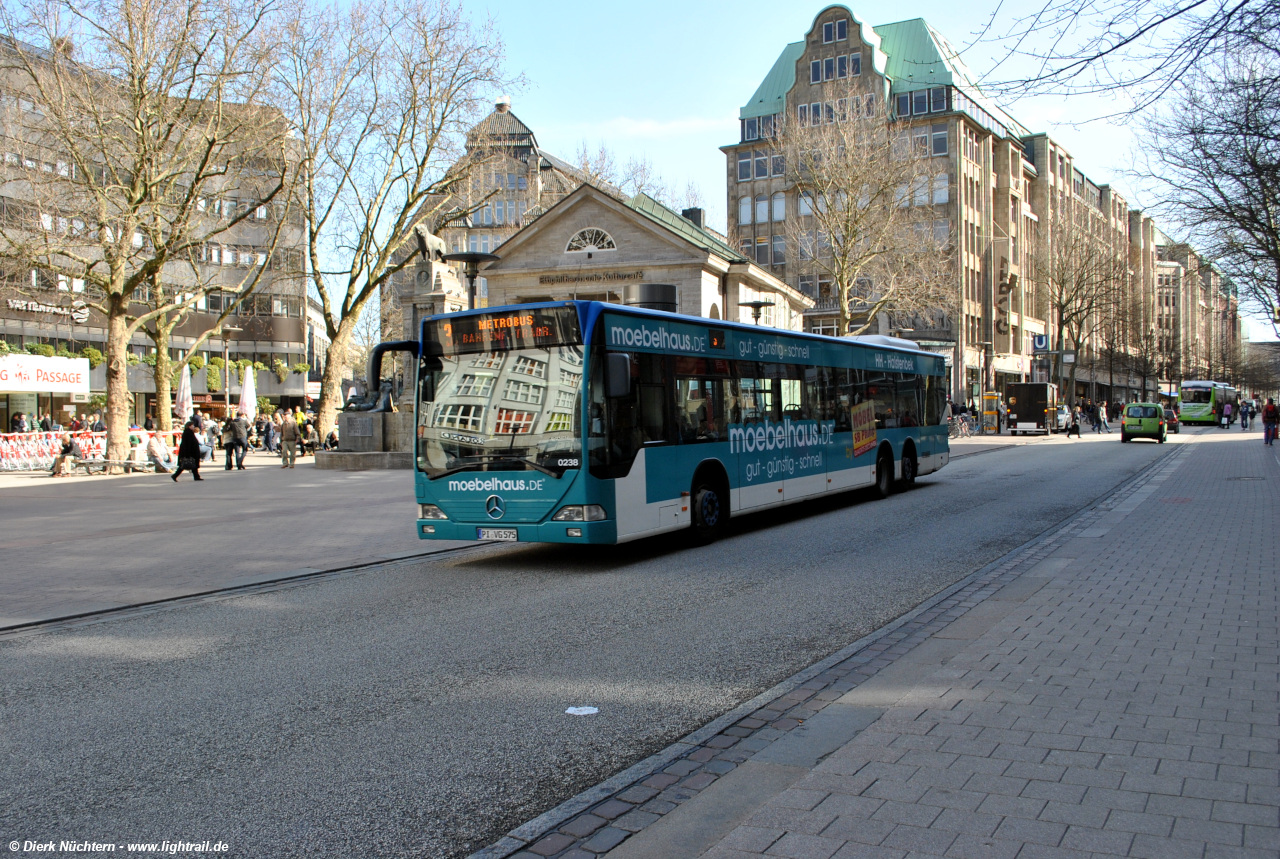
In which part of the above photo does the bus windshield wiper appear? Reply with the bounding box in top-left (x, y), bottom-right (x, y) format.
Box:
top-left (430, 454), bottom-right (559, 479)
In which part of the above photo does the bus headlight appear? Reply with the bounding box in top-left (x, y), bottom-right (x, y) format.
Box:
top-left (552, 505), bottom-right (607, 521)
top-left (419, 504), bottom-right (448, 520)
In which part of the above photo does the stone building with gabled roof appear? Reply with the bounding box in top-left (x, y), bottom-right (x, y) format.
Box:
top-left (476, 183), bottom-right (812, 331)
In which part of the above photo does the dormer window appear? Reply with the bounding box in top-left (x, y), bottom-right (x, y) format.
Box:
top-left (822, 19), bottom-right (848, 43)
top-left (566, 228), bottom-right (616, 253)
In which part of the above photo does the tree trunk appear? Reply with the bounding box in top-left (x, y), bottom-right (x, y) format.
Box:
top-left (104, 302), bottom-right (133, 463)
top-left (149, 327), bottom-right (174, 433)
top-left (315, 323), bottom-right (354, 439)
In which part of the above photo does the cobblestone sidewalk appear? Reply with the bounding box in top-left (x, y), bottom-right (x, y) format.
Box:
top-left (479, 434), bottom-right (1279, 859)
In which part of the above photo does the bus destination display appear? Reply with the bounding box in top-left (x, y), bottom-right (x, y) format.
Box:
top-left (429, 307), bottom-right (580, 354)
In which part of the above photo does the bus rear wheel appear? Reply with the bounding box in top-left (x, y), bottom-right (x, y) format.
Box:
top-left (874, 449), bottom-right (894, 498)
top-left (691, 478), bottom-right (728, 543)
top-left (898, 450), bottom-right (918, 489)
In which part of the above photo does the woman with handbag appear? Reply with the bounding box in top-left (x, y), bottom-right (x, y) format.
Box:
top-left (172, 420), bottom-right (205, 482)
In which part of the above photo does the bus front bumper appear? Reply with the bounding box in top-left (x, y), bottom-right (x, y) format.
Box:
top-left (417, 519), bottom-right (618, 544)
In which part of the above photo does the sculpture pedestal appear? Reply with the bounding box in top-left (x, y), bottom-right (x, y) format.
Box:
top-left (315, 412), bottom-right (415, 470)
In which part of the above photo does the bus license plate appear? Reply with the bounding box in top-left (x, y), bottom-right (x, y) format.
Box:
top-left (477, 528), bottom-right (518, 541)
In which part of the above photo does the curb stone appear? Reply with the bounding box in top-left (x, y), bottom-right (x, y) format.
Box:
top-left (470, 443), bottom-right (1190, 859)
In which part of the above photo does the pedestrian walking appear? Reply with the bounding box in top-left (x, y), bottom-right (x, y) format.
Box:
top-left (1066, 405), bottom-right (1081, 438)
top-left (1241, 403), bottom-right (1249, 431)
top-left (279, 411), bottom-right (299, 468)
top-left (1223, 401), bottom-right (1233, 428)
top-left (1263, 398), bottom-right (1279, 446)
top-left (172, 421), bottom-right (204, 481)
top-left (1099, 400), bottom-right (1111, 433)
top-left (224, 411), bottom-right (249, 470)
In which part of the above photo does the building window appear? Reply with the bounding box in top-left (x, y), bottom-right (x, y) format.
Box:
top-left (932, 124), bottom-right (948, 156)
top-left (896, 93), bottom-right (910, 118)
top-left (754, 149), bottom-right (768, 179)
top-left (932, 173), bottom-right (949, 205)
top-left (864, 94), bottom-right (874, 116)
top-left (837, 19), bottom-right (848, 40)
top-left (565, 227), bottom-right (616, 253)
top-left (913, 90), bottom-right (929, 115)
top-left (824, 57), bottom-right (835, 81)
top-left (739, 196), bottom-right (752, 225)
top-left (772, 192), bottom-right (785, 221)
top-left (823, 21), bottom-right (834, 43)
top-left (433, 404), bottom-right (484, 431)
top-left (930, 86), bottom-right (947, 112)
top-left (558, 368), bottom-right (581, 386)
top-left (555, 390), bottom-right (576, 409)
top-left (798, 275), bottom-right (816, 297)
top-left (836, 98), bottom-right (848, 121)
top-left (798, 104), bottom-right (809, 127)
top-left (836, 55), bottom-right (848, 78)
top-left (494, 408), bottom-right (535, 434)
top-left (761, 114), bottom-right (775, 138)
top-left (799, 192), bottom-right (814, 216)
top-left (810, 60), bottom-right (821, 84)
top-left (851, 53), bottom-right (861, 76)
top-left (503, 379), bottom-right (544, 404)
top-left (455, 375), bottom-right (495, 397)
top-left (739, 239), bottom-right (752, 257)
top-left (470, 353), bottom-right (504, 369)
top-left (825, 102), bottom-right (835, 123)
top-left (772, 153), bottom-right (785, 175)
top-left (513, 356), bottom-right (546, 378)
top-left (772, 235), bottom-right (785, 265)
top-left (545, 412), bottom-right (573, 432)
top-left (743, 117), bottom-right (758, 141)
top-left (755, 236), bottom-right (769, 266)
top-left (755, 194), bottom-right (768, 223)
top-left (738, 150), bottom-right (751, 181)
top-left (809, 102), bottom-right (820, 123)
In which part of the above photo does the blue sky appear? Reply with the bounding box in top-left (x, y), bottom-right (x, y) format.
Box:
top-left (469, 0), bottom-right (1273, 339)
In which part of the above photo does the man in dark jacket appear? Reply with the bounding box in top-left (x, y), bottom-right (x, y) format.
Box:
top-left (224, 411), bottom-right (250, 470)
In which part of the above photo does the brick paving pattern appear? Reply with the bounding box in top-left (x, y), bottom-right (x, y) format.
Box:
top-left (480, 436), bottom-right (1277, 858)
top-left (693, 436), bottom-right (1279, 858)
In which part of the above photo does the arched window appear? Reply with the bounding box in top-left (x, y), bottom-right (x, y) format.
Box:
top-left (772, 192), bottom-right (785, 222)
top-left (565, 228), bottom-right (616, 253)
top-left (738, 196), bottom-right (752, 225)
top-left (754, 195), bottom-right (768, 224)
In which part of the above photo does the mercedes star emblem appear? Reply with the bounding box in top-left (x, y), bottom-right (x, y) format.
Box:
top-left (485, 495), bottom-right (505, 519)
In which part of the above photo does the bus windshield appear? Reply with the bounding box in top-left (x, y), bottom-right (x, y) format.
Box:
top-left (417, 307), bottom-right (584, 478)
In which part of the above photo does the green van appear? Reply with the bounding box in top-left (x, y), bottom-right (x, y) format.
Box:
top-left (1121, 403), bottom-right (1167, 443)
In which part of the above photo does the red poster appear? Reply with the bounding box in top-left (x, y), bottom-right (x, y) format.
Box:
top-left (851, 400), bottom-right (876, 458)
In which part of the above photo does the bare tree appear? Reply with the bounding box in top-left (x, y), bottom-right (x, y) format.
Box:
top-left (274, 0), bottom-right (509, 438)
top-left (772, 93), bottom-right (954, 336)
top-left (1137, 54), bottom-right (1280, 330)
top-left (572, 141), bottom-right (684, 204)
top-left (0, 0), bottom-right (290, 460)
top-left (987, 0), bottom-right (1280, 114)
top-left (1030, 212), bottom-right (1124, 402)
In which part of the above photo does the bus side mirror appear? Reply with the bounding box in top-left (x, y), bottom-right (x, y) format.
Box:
top-left (606, 353), bottom-right (632, 398)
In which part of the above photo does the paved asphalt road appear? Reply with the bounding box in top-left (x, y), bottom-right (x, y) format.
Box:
top-left (0, 431), bottom-right (1178, 857)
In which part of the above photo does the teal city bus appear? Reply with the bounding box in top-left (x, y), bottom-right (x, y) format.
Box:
top-left (1178, 380), bottom-right (1237, 425)
top-left (411, 301), bottom-right (949, 544)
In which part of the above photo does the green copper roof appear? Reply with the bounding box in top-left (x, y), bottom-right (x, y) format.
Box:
top-left (874, 18), bottom-right (964, 94)
top-left (740, 41), bottom-right (805, 120)
top-left (626, 193), bottom-right (746, 263)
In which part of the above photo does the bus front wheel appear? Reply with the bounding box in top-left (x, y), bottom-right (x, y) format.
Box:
top-left (692, 479), bottom-right (728, 542)
top-left (874, 450), bottom-right (894, 498)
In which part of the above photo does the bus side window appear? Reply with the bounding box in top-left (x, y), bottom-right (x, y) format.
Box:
top-left (896, 374), bottom-right (922, 427)
top-left (867, 373), bottom-right (895, 428)
top-left (925, 375), bottom-right (944, 425)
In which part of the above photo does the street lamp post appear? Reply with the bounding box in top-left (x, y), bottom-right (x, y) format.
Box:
top-left (220, 326), bottom-right (242, 418)
top-left (740, 300), bottom-right (775, 326)
top-left (441, 252), bottom-right (501, 310)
